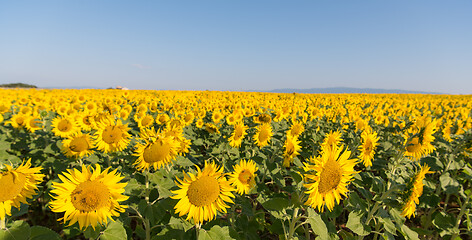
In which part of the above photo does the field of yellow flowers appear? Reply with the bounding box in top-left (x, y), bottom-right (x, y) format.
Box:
top-left (0, 88), bottom-right (471, 240)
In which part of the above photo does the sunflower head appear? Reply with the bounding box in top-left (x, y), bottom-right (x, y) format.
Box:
top-left (358, 130), bottom-right (380, 167)
top-left (401, 164), bottom-right (434, 218)
top-left (229, 123), bottom-right (248, 148)
top-left (171, 161), bottom-right (235, 224)
top-left (49, 164), bottom-right (128, 230)
top-left (253, 123), bottom-right (273, 148)
top-left (133, 129), bottom-right (180, 171)
top-left (0, 159), bottom-right (44, 220)
top-left (283, 134), bottom-right (301, 167)
top-left (94, 117), bottom-right (131, 153)
top-left (52, 116), bottom-right (79, 138)
top-left (229, 160), bottom-right (258, 195)
top-left (61, 133), bottom-right (95, 159)
top-left (304, 146), bottom-right (357, 212)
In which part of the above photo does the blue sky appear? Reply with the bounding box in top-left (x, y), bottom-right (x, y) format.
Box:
top-left (1, 1), bottom-right (471, 94)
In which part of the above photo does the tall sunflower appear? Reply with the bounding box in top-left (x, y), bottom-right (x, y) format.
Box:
top-left (0, 159), bottom-right (44, 220)
top-left (4, 114), bottom-right (27, 129)
top-left (401, 164), bottom-right (433, 218)
top-left (49, 164), bottom-right (128, 230)
top-left (52, 116), bottom-right (80, 138)
top-left (253, 123), bottom-right (273, 148)
top-left (93, 117), bottom-right (131, 153)
top-left (76, 113), bottom-right (95, 131)
top-left (303, 146), bottom-right (357, 212)
top-left (24, 114), bottom-right (43, 133)
top-left (133, 128), bottom-right (180, 171)
top-left (358, 130), bottom-right (380, 167)
top-left (283, 134), bottom-right (302, 167)
top-left (171, 161), bottom-right (235, 224)
top-left (205, 123), bottom-right (220, 134)
top-left (404, 119), bottom-right (437, 160)
top-left (321, 131), bottom-right (343, 153)
top-left (229, 122), bottom-right (248, 148)
top-left (61, 133), bottom-right (95, 159)
top-left (228, 160), bottom-right (258, 195)
top-left (287, 120), bottom-right (305, 137)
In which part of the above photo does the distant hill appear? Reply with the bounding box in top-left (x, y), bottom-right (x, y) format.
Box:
top-left (264, 87), bottom-right (443, 94)
top-left (0, 82), bottom-right (37, 88)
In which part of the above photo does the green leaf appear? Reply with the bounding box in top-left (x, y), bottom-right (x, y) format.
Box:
top-left (261, 197), bottom-right (291, 211)
top-left (432, 212), bottom-right (456, 236)
top-left (440, 172), bottom-right (461, 194)
top-left (0, 220), bottom-right (31, 240)
top-left (84, 225), bottom-right (101, 239)
top-left (100, 221), bottom-right (127, 240)
top-left (198, 225), bottom-right (235, 240)
top-left (168, 217), bottom-right (194, 232)
top-left (306, 208), bottom-right (328, 239)
top-left (346, 211), bottom-right (370, 236)
top-left (400, 225), bottom-right (419, 240)
top-left (124, 178), bottom-right (143, 195)
top-left (379, 217), bottom-right (396, 235)
top-left (30, 226), bottom-right (61, 240)
top-left (138, 200), bottom-right (155, 223)
top-left (338, 229), bottom-right (355, 240)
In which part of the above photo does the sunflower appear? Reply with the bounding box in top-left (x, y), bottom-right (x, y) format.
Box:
top-left (196, 118), bottom-right (204, 128)
top-left (4, 114), bottom-right (27, 129)
top-left (303, 146), bottom-right (357, 212)
top-left (442, 122), bottom-right (452, 142)
top-left (135, 114), bottom-right (154, 129)
top-left (253, 113), bottom-right (272, 124)
top-left (0, 159), bottom-right (44, 220)
top-left (76, 113), bottom-right (95, 131)
top-left (212, 111), bottom-right (223, 124)
top-left (253, 123), bottom-right (273, 148)
top-left (401, 164), bottom-right (433, 218)
top-left (52, 116), bottom-right (80, 138)
top-left (205, 123), bottom-right (220, 134)
top-left (171, 161), bottom-right (235, 224)
top-left (156, 113), bottom-right (170, 125)
top-left (287, 120), bottom-right (305, 137)
top-left (358, 130), bottom-right (379, 167)
top-left (183, 112), bottom-right (195, 126)
top-left (94, 117), bottom-right (131, 153)
top-left (283, 134), bottom-right (302, 167)
top-left (228, 160), bottom-right (258, 195)
top-left (49, 164), bottom-right (128, 230)
top-left (321, 131), bottom-right (343, 153)
top-left (133, 128), bottom-right (180, 171)
top-left (61, 133), bottom-right (95, 159)
top-left (24, 114), bottom-right (43, 133)
top-left (404, 119), bottom-right (437, 160)
top-left (229, 122), bottom-right (248, 148)
top-left (226, 114), bottom-right (237, 126)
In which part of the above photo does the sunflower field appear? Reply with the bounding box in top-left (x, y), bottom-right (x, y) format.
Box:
top-left (0, 88), bottom-right (471, 240)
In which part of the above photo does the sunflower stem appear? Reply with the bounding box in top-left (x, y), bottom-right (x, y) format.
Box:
top-left (450, 192), bottom-right (471, 240)
top-left (195, 223), bottom-right (201, 239)
top-left (144, 217), bottom-right (151, 240)
top-left (0, 218), bottom-right (6, 230)
top-left (287, 208), bottom-right (300, 240)
top-left (145, 170), bottom-right (150, 203)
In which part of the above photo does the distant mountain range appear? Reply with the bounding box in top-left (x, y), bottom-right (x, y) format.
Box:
top-left (34, 85), bottom-right (444, 94)
top-left (259, 87), bottom-right (444, 94)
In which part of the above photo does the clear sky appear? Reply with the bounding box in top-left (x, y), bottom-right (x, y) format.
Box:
top-left (1, 1), bottom-right (471, 94)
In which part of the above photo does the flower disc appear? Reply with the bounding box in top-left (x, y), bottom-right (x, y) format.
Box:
top-left (187, 176), bottom-right (220, 207)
